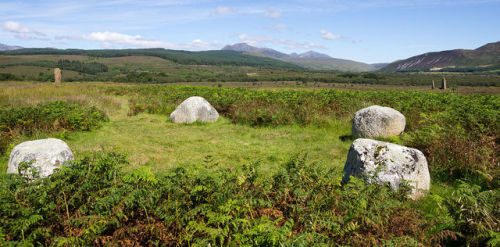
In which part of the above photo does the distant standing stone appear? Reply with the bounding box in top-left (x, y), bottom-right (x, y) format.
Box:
top-left (170, 96), bottom-right (219, 123)
top-left (441, 76), bottom-right (447, 90)
top-left (54, 68), bottom-right (62, 85)
top-left (343, 138), bottom-right (430, 199)
top-left (431, 80), bottom-right (435, 89)
top-left (7, 138), bottom-right (74, 179)
top-left (352, 105), bottom-right (406, 138)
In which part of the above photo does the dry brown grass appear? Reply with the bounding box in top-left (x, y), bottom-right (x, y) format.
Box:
top-left (0, 81), bottom-right (122, 116)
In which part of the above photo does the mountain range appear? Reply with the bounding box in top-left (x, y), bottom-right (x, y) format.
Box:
top-left (223, 43), bottom-right (379, 72)
top-left (0, 43), bottom-right (23, 51)
top-left (381, 41), bottom-right (500, 72)
top-left (2, 41), bottom-right (499, 73)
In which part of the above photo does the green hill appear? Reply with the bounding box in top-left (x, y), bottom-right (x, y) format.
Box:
top-left (280, 57), bottom-right (374, 72)
top-left (381, 41), bottom-right (500, 72)
top-left (0, 48), bottom-right (301, 70)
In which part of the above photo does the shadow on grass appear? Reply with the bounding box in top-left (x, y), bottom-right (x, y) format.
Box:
top-left (339, 134), bottom-right (356, 142)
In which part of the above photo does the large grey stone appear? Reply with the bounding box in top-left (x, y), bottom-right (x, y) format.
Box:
top-left (170, 96), bottom-right (219, 123)
top-left (343, 138), bottom-right (430, 199)
top-left (352, 105), bottom-right (405, 138)
top-left (7, 138), bottom-right (74, 179)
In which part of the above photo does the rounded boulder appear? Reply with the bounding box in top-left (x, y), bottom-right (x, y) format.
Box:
top-left (342, 138), bottom-right (430, 199)
top-left (170, 96), bottom-right (219, 124)
top-left (352, 105), bottom-right (405, 138)
top-left (7, 138), bottom-right (74, 179)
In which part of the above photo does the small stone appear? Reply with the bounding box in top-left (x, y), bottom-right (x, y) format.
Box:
top-left (352, 105), bottom-right (406, 138)
top-left (170, 96), bottom-right (219, 123)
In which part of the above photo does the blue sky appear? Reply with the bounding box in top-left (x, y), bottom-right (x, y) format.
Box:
top-left (1, 0), bottom-right (499, 63)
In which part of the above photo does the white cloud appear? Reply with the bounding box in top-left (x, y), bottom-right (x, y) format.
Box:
top-left (237, 33), bottom-right (323, 50)
top-left (267, 23), bottom-right (287, 30)
top-left (213, 6), bottom-right (235, 15)
top-left (64, 31), bottom-right (219, 50)
top-left (320, 29), bottom-right (341, 40)
top-left (2, 21), bottom-right (30, 33)
top-left (187, 39), bottom-right (218, 50)
top-left (14, 33), bottom-right (50, 41)
top-left (83, 32), bottom-right (167, 47)
top-left (1, 21), bottom-right (45, 38)
top-left (265, 8), bottom-right (282, 18)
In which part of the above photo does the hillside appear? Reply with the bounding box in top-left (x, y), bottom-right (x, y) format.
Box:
top-left (281, 57), bottom-right (375, 72)
top-left (223, 43), bottom-right (375, 72)
top-left (290, 51), bottom-right (331, 58)
top-left (0, 43), bottom-right (23, 51)
top-left (0, 48), bottom-right (301, 70)
top-left (370, 63), bottom-right (390, 70)
top-left (222, 43), bottom-right (289, 58)
top-left (381, 41), bottom-right (500, 72)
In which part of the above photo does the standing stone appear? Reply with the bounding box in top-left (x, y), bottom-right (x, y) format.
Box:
top-left (54, 68), bottom-right (62, 85)
top-left (7, 138), bottom-right (74, 179)
top-left (352, 105), bottom-right (406, 138)
top-left (440, 76), bottom-right (447, 90)
top-left (431, 80), bottom-right (435, 89)
top-left (170, 96), bottom-right (219, 123)
top-left (343, 138), bottom-right (430, 199)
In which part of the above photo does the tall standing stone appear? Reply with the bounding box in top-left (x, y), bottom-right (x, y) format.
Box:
top-left (440, 76), bottom-right (447, 90)
top-left (431, 80), bottom-right (435, 89)
top-left (54, 68), bottom-right (62, 85)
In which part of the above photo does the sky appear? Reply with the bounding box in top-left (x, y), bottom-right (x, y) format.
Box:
top-left (1, 0), bottom-right (500, 63)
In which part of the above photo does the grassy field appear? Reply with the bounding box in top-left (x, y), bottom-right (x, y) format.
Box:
top-left (169, 80), bottom-right (500, 95)
top-left (0, 81), bottom-right (498, 246)
top-left (68, 116), bottom-right (351, 174)
top-left (0, 82), bottom-right (351, 175)
top-left (0, 65), bottom-right (81, 78)
top-left (2, 52), bottom-right (500, 86)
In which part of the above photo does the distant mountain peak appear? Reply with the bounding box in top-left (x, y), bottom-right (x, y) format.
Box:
top-left (291, 51), bottom-right (331, 58)
top-left (0, 43), bottom-right (23, 51)
top-left (222, 43), bottom-right (255, 51)
top-left (222, 42), bottom-right (374, 72)
top-left (222, 43), bottom-right (289, 58)
top-left (222, 43), bottom-right (332, 59)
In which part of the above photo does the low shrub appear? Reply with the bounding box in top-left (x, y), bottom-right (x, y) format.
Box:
top-left (108, 85), bottom-right (499, 188)
top-left (0, 101), bottom-right (108, 154)
top-left (1, 153), bottom-right (497, 246)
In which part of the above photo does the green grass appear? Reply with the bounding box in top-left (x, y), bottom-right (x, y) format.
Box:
top-left (0, 65), bottom-right (81, 78)
top-left (67, 115), bottom-right (352, 174)
top-left (2, 108), bottom-right (352, 175)
top-left (0, 82), bottom-right (352, 174)
top-left (0, 81), bottom-right (498, 246)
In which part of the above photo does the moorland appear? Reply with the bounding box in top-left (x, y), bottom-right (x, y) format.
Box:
top-left (0, 47), bottom-right (498, 246)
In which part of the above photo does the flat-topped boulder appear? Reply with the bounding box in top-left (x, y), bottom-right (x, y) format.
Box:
top-left (7, 138), bottom-right (74, 179)
top-left (343, 138), bottom-right (430, 199)
top-left (352, 105), bottom-right (405, 138)
top-left (170, 96), bottom-right (219, 124)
